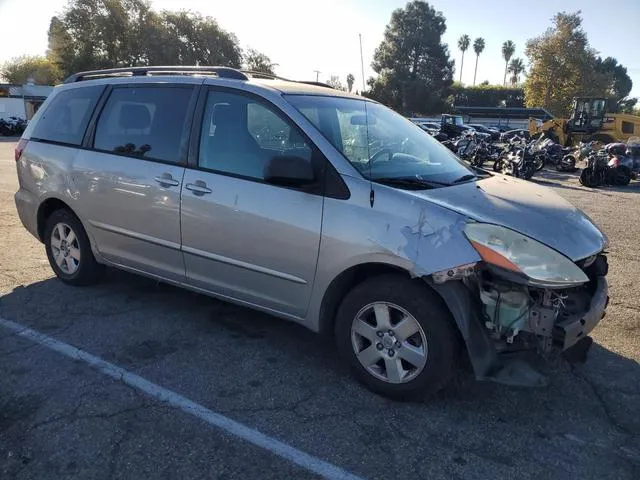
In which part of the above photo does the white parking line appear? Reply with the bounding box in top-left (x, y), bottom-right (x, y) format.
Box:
top-left (0, 316), bottom-right (365, 480)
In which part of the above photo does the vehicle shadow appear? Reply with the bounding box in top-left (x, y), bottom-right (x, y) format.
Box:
top-left (1, 271), bottom-right (638, 431)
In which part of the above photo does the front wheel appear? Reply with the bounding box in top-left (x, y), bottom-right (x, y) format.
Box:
top-left (335, 275), bottom-right (459, 400)
top-left (580, 167), bottom-right (598, 187)
top-left (44, 209), bottom-right (104, 286)
top-left (534, 156), bottom-right (545, 171)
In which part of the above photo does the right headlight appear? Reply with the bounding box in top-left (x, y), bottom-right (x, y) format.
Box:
top-left (464, 223), bottom-right (589, 288)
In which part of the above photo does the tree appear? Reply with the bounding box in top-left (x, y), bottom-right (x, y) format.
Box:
top-left (457, 34), bottom-right (470, 83)
top-left (327, 75), bottom-right (345, 90)
top-left (47, 0), bottom-right (243, 78)
top-left (1, 55), bottom-right (62, 85)
top-left (524, 11), bottom-right (610, 117)
top-left (449, 84), bottom-right (525, 108)
top-left (472, 37), bottom-right (485, 86)
top-left (508, 58), bottom-right (526, 85)
top-left (594, 56), bottom-right (634, 112)
top-left (368, 0), bottom-right (454, 115)
top-left (346, 73), bottom-right (355, 93)
top-left (244, 49), bottom-right (276, 74)
top-left (501, 40), bottom-right (515, 86)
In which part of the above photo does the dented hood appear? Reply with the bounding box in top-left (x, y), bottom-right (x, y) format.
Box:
top-left (410, 174), bottom-right (607, 261)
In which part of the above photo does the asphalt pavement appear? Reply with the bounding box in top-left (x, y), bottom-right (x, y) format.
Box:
top-left (1, 137), bottom-right (639, 479)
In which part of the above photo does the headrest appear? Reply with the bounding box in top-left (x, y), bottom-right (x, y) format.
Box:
top-left (212, 103), bottom-right (243, 126)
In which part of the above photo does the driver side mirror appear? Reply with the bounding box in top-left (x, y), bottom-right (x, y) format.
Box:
top-left (264, 155), bottom-right (315, 188)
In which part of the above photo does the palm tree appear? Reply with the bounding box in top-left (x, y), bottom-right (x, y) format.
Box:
top-left (472, 37), bottom-right (485, 86)
top-left (507, 58), bottom-right (525, 85)
top-left (501, 40), bottom-right (516, 86)
top-left (346, 73), bottom-right (355, 93)
top-left (457, 35), bottom-right (470, 83)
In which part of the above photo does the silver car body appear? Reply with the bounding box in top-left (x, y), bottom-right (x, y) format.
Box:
top-left (14, 74), bottom-right (608, 384)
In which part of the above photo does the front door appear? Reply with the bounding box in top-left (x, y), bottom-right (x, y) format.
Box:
top-left (76, 84), bottom-right (197, 281)
top-left (180, 88), bottom-right (323, 318)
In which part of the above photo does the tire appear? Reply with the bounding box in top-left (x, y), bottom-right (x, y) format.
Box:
top-left (521, 163), bottom-right (535, 180)
top-left (44, 209), bottom-right (103, 286)
top-left (611, 166), bottom-right (631, 186)
top-left (579, 167), bottom-right (598, 187)
top-left (558, 155), bottom-right (576, 172)
top-left (534, 156), bottom-right (545, 172)
top-left (334, 275), bottom-right (459, 400)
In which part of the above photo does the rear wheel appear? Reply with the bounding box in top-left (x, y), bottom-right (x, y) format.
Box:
top-left (335, 275), bottom-right (459, 400)
top-left (44, 209), bottom-right (103, 286)
top-left (610, 166), bottom-right (631, 186)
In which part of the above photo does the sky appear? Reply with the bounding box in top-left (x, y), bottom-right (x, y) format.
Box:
top-left (0, 0), bottom-right (638, 97)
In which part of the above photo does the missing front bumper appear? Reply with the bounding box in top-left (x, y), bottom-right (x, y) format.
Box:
top-left (553, 277), bottom-right (608, 351)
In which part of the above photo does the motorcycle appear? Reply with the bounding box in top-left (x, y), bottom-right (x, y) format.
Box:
top-left (0, 116), bottom-right (28, 136)
top-left (579, 143), bottom-right (635, 187)
top-left (493, 139), bottom-right (536, 180)
top-left (534, 138), bottom-right (577, 172)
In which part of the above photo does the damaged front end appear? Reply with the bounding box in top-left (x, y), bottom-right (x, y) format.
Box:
top-left (427, 223), bottom-right (609, 388)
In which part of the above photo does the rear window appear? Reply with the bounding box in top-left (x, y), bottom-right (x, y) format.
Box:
top-left (94, 86), bottom-right (194, 163)
top-left (31, 86), bottom-right (104, 146)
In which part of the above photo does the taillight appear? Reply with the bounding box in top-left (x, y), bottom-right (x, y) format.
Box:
top-left (14, 138), bottom-right (28, 162)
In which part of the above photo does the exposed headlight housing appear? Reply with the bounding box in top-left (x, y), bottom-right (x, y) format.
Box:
top-left (464, 223), bottom-right (589, 288)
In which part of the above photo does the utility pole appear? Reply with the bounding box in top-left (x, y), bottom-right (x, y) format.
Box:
top-left (359, 34), bottom-right (366, 94)
top-left (313, 70), bottom-right (321, 82)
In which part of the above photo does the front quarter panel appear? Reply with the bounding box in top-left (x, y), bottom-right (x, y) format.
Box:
top-left (307, 175), bottom-right (480, 330)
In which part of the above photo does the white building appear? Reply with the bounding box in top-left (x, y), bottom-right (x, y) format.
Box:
top-left (0, 84), bottom-right (54, 121)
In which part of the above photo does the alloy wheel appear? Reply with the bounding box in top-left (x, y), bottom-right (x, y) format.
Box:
top-left (351, 302), bottom-right (428, 384)
top-left (50, 222), bottom-right (81, 275)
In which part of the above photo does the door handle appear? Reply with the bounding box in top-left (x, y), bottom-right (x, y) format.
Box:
top-left (185, 180), bottom-right (212, 196)
top-left (154, 174), bottom-right (180, 187)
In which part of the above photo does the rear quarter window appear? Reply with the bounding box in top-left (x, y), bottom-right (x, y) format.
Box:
top-left (31, 86), bottom-right (104, 146)
top-left (93, 86), bottom-right (194, 163)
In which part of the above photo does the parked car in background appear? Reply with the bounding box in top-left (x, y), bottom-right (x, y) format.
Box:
top-left (466, 123), bottom-right (500, 141)
top-left (462, 125), bottom-right (492, 141)
top-left (416, 121), bottom-right (441, 135)
top-left (14, 66), bottom-right (609, 400)
top-left (500, 129), bottom-right (531, 142)
top-left (416, 122), bottom-right (448, 141)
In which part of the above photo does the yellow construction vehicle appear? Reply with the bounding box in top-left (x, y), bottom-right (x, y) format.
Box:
top-left (529, 97), bottom-right (640, 146)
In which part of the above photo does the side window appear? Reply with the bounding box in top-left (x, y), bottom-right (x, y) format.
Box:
top-left (94, 86), bottom-right (194, 163)
top-left (198, 91), bottom-right (312, 181)
top-left (622, 121), bottom-right (635, 134)
top-left (31, 86), bottom-right (103, 145)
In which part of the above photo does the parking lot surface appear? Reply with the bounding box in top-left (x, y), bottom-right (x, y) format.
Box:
top-left (1, 137), bottom-right (639, 479)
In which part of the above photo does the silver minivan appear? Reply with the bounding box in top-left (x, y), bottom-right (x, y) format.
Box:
top-left (14, 67), bottom-right (609, 399)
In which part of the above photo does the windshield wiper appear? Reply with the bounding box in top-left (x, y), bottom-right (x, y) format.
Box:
top-left (373, 177), bottom-right (446, 190)
top-left (451, 173), bottom-right (479, 184)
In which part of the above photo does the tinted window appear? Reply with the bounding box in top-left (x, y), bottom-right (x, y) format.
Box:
top-left (199, 91), bottom-right (312, 180)
top-left (94, 86), bottom-right (194, 163)
top-left (32, 86), bottom-right (103, 145)
top-left (622, 121), bottom-right (635, 134)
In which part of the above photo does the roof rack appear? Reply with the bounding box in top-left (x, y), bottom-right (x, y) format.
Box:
top-left (63, 66), bottom-right (249, 84)
top-left (296, 81), bottom-right (334, 89)
top-left (240, 71), bottom-right (334, 89)
top-left (241, 70), bottom-right (291, 81)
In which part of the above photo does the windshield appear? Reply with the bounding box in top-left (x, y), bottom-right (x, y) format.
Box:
top-left (285, 95), bottom-right (473, 185)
